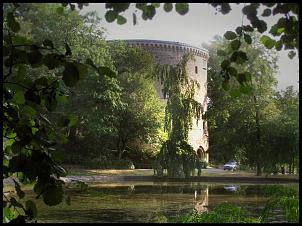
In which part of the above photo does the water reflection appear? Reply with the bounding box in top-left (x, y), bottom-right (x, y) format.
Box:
top-left (194, 186), bottom-right (208, 214)
top-left (223, 185), bottom-right (239, 192)
top-left (32, 182), bottom-right (297, 223)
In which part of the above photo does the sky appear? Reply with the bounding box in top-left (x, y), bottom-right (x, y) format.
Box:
top-left (81, 3), bottom-right (299, 91)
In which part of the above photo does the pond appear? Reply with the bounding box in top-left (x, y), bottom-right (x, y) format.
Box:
top-left (27, 181), bottom-right (297, 223)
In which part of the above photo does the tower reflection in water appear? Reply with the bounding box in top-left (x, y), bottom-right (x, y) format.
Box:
top-left (193, 184), bottom-right (209, 214)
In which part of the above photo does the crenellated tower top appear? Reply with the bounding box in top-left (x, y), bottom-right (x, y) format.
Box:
top-left (108, 39), bottom-right (209, 61)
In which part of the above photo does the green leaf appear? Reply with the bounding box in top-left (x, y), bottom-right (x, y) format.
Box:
top-left (105, 10), bottom-right (118, 23)
top-left (42, 185), bottom-right (63, 206)
top-left (262, 8), bottom-right (271, 17)
top-left (235, 26), bottom-right (242, 35)
top-left (68, 115), bottom-right (77, 127)
top-left (142, 5), bottom-right (156, 19)
top-left (56, 7), bottom-right (64, 15)
top-left (12, 91), bottom-right (25, 105)
top-left (260, 35), bottom-right (276, 49)
top-left (242, 5), bottom-right (257, 16)
top-left (117, 15), bottom-right (127, 25)
top-left (63, 63), bottom-right (79, 87)
top-left (25, 200), bottom-right (37, 219)
top-left (163, 3), bottom-right (173, 12)
top-left (43, 39), bottom-right (54, 49)
top-left (11, 142), bottom-right (22, 154)
top-left (175, 3), bottom-right (189, 15)
top-left (98, 66), bottom-right (116, 78)
top-left (242, 25), bottom-right (254, 32)
top-left (230, 51), bottom-right (238, 62)
top-left (275, 41), bottom-right (283, 51)
top-left (252, 19), bottom-right (267, 33)
top-left (236, 51), bottom-right (248, 63)
top-left (221, 60), bottom-right (230, 69)
top-left (217, 49), bottom-right (227, 56)
top-left (230, 89), bottom-right (241, 98)
top-left (224, 31), bottom-right (237, 40)
top-left (220, 3), bottom-right (231, 15)
top-left (230, 40), bottom-right (241, 50)
top-left (288, 51), bottom-right (296, 59)
top-left (244, 34), bottom-right (252, 44)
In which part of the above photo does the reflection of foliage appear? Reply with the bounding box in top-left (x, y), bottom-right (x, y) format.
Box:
top-left (178, 185), bottom-right (299, 223)
top-left (260, 185), bottom-right (299, 223)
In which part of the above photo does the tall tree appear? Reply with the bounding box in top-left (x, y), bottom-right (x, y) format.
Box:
top-left (204, 33), bottom-right (281, 175)
top-left (109, 42), bottom-right (166, 160)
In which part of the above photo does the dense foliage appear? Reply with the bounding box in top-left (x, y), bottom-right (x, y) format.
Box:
top-left (204, 34), bottom-right (299, 175)
top-left (153, 54), bottom-right (204, 178)
top-left (3, 3), bottom-right (114, 222)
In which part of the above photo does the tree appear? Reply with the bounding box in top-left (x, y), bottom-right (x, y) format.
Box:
top-left (109, 42), bottom-right (166, 161)
top-left (204, 33), bottom-right (281, 175)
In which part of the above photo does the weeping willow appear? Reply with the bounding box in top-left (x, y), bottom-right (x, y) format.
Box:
top-left (153, 53), bottom-right (204, 178)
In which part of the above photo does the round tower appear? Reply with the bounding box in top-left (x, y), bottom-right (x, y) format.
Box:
top-left (118, 39), bottom-right (209, 163)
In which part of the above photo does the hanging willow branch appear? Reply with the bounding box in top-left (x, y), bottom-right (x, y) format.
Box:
top-left (154, 52), bottom-right (205, 178)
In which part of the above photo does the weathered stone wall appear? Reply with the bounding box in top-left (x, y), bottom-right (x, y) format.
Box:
top-left (124, 40), bottom-right (209, 162)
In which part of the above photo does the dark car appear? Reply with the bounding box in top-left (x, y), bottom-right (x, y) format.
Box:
top-left (223, 161), bottom-right (238, 171)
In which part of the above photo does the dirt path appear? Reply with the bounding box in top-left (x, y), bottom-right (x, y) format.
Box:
top-left (60, 167), bottom-right (299, 184)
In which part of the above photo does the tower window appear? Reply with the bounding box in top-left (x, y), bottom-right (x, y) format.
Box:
top-left (195, 66), bottom-right (198, 74)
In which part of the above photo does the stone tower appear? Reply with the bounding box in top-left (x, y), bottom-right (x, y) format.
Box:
top-left (123, 39), bottom-right (209, 163)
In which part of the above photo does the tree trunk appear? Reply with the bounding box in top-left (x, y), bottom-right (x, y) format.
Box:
top-left (256, 161), bottom-right (262, 176)
top-left (117, 137), bottom-right (126, 160)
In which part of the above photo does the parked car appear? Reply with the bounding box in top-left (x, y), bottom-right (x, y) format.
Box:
top-left (224, 185), bottom-right (239, 192)
top-left (223, 161), bottom-right (238, 171)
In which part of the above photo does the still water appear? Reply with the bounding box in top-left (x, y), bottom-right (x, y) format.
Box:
top-left (30, 182), bottom-right (297, 223)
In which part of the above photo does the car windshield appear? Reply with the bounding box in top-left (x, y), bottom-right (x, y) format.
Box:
top-left (226, 161), bottom-right (236, 164)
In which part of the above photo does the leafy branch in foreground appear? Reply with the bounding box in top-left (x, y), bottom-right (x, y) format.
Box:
top-left (3, 3), bottom-right (115, 222)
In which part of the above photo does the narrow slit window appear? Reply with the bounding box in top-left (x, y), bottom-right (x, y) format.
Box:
top-left (195, 66), bottom-right (198, 74)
